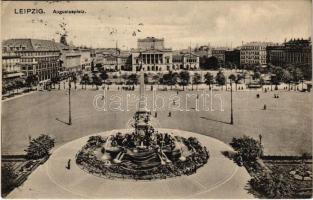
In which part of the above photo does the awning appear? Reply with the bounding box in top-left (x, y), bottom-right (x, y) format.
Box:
top-left (3, 72), bottom-right (24, 78)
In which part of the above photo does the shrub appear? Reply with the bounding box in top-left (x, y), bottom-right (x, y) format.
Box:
top-left (87, 135), bottom-right (105, 146)
top-left (249, 171), bottom-right (296, 198)
top-left (230, 135), bottom-right (263, 162)
top-left (1, 163), bottom-right (18, 195)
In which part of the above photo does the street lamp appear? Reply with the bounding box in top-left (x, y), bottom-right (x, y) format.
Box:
top-left (230, 79), bottom-right (234, 125)
top-left (68, 76), bottom-right (72, 125)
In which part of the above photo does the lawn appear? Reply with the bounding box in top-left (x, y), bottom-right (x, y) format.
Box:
top-left (1, 87), bottom-right (312, 156)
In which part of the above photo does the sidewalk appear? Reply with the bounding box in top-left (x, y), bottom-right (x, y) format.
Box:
top-left (2, 90), bottom-right (38, 103)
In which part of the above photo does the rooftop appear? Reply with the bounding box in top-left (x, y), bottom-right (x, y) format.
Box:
top-left (138, 37), bottom-right (164, 42)
top-left (3, 39), bottom-right (61, 52)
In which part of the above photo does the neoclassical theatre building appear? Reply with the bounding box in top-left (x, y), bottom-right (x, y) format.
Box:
top-left (131, 37), bottom-right (199, 72)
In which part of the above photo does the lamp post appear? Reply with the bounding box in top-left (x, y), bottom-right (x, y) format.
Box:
top-left (230, 80), bottom-right (234, 125)
top-left (68, 76), bottom-right (72, 125)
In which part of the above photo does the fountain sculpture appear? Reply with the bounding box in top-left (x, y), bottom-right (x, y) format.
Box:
top-left (76, 69), bottom-right (209, 180)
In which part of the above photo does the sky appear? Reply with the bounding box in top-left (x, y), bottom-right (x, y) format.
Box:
top-left (1, 1), bottom-right (312, 50)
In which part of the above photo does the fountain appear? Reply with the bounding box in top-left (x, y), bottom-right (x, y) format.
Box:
top-left (75, 69), bottom-right (209, 180)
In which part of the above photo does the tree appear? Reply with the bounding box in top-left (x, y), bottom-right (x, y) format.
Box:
top-left (81, 74), bottom-right (90, 89)
top-left (13, 78), bottom-right (25, 93)
top-left (253, 71), bottom-right (261, 80)
top-left (72, 74), bottom-right (77, 89)
top-left (270, 74), bottom-right (279, 90)
top-left (100, 71), bottom-right (108, 82)
top-left (272, 66), bottom-right (284, 82)
top-left (282, 69), bottom-right (292, 90)
top-left (51, 76), bottom-right (60, 89)
top-left (228, 74), bottom-right (236, 91)
top-left (204, 72), bottom-right (214, 89)
top-left (92, 74), bottom-right (102, 90)
top-left (25, 134), bottom-right (55, 159)
top-left (292, 67), bottom-right (304, 89)
top-left (215, 70), bottom-right (226, 88)
top-left (128, 73), bottom-right (138, 85)
top-left (206, 56), bottom-right (219, 70)
top-left (162, 71), bottom-right (177, 90)
top-left (235, 74), bottom-right (243, 91)
top-left (259, 77), bottom-right (265, 91)
top-left (179, 70), bottom-right (190, 90)
top-left (25, 75), bottom-right (38, 90)
top-left (192, 73), bottom-right (201, 90)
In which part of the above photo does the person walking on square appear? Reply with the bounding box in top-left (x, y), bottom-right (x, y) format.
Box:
top-left (67, 159), bottom-right (71, 170)
top-left (168, 111), bottom-right (171, 117)
top-left (155, 112), bottom-right (158, 118)
top-left (263, 104), bottom-right (267, 110)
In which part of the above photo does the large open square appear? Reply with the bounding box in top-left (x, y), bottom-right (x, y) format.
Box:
top-left (2, 88), bottom-right (312, 156)
top-left (2, 0), bottom-right (312, 198)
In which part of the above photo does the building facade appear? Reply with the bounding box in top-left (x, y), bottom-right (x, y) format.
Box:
top-left (266, 45), bottom-right (285, 66)
top-left (267, 38), bottom-right (312, 67)
top-left (63, 52), bottom-right (81, 72)
top-left (172, 53), bottom-right (199, 70)
top-left (2, 52), bottom-right (24, 81)
top-left (137, 37), bottom-right (164, 50)
top-left (3, 39), bottom-right (61, 82)
top-left (225, 49), bottom-right (240, 67)
top-left (240, 42), bottom-right (278, 67)
top-left (132, 37), bottom-right (173, 72)
top-left (131, 49), bottom-right (173, 71)
top-left (212, 48), bottom-right (229, 66)
top-left (80, 49), bottom-right (92, 70)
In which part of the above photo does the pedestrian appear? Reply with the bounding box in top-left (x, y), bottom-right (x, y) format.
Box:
top-left (263, 104), bottom-right (267, 110)
top-left (67, 159), bottom-right (71, 170)
top-left (256, 94), bottom-right (260, 98)
top-left (177, 90), bottom-right (179, 95)
top-left (168, 112), bottom-right (171, 117)
top-left (155, 112), bottom-right (158, 118)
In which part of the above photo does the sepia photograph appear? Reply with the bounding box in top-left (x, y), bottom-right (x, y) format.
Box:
top-left (1, 0), bottom-right (312, 199)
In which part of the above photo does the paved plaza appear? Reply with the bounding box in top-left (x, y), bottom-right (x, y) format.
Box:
top-left (2, 88), bottom-right (312, 156)
top-left (8, 129), bottom-right (252, 198)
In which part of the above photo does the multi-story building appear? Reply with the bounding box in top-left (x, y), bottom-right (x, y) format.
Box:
top-left (137, 37), bottom-right (164, 50)
top-left (225, 49), bottom-right (240, 67)
top-left (240, 42), bottom-right (276, 67)
top-left (132, 37), bottom-right (173, 72)
top-left (2, 52), bottom-right (24, 81)
top-left (194, 45), bottom-right (212, 58)
top-left (212, 48), bottom-right (229, 66)
top-left (62, 52), bottom-right (81, 72)
top-left (80, 49), bottom-right (92, 70)
top-left (131, 49), bottom-right (173, 71)
top-left (95, 37), bottom-right (200, 72)
top-left (172, 53), bottom-right (199, 70)
top-left (267, 38), bottom-right (311, 67)
top-left (266, 45), bottom-right (285, 67)
top-left (3, 39), bottom-right (61, 82)
top-left (96, 50), bottom-right (132, 71)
